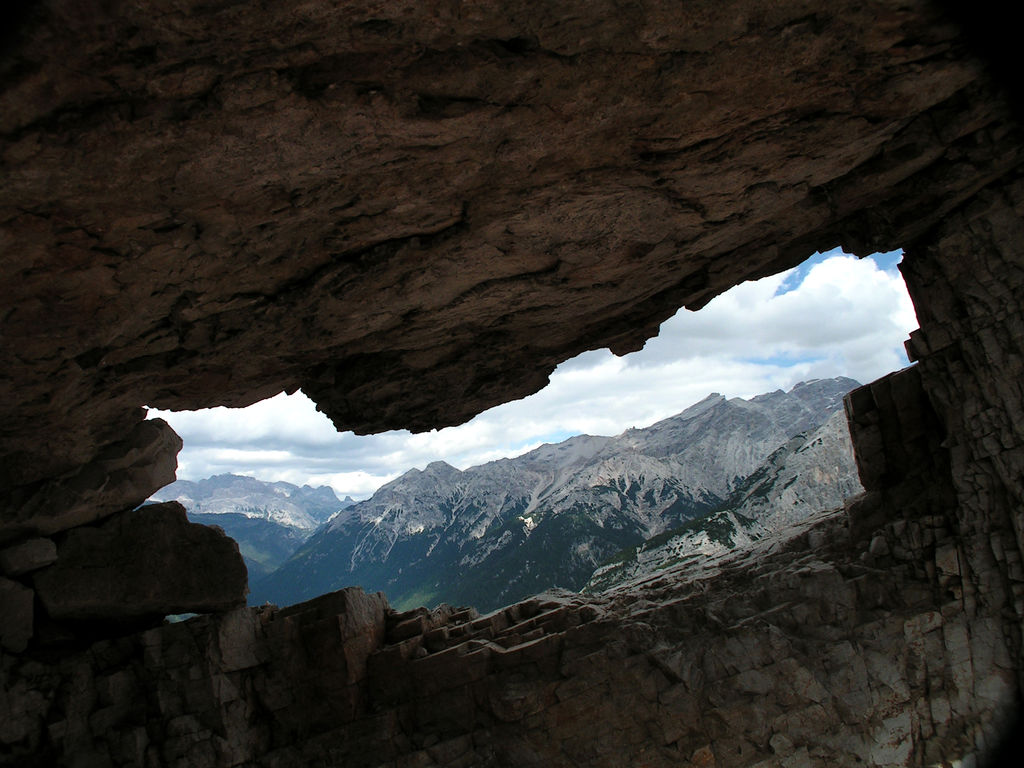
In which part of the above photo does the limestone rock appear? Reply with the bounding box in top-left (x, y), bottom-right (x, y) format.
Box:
top-left (0, 0), bottom-right (1019, 513)
top-left (0, 2), bottom-right (1023, 766)
top-left (33, 502), bottom-right (247, 620)
top-left (0, 537), bottom-right (56, 576)
top-left (0, 418), bottom-right (182, 541)
top-left (842, 366), bottom-right (957, 542)
top-left (2, 509), bottom-right (1014, 767)
top-left (255, 378), bottom-right (858, 611)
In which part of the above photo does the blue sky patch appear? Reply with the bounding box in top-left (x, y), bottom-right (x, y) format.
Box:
top-left (870, 249), bottom-right (903, 272)
top-left (740, 353), bottom-right (824, 367)
top-left (775, 247), bottom-right (904, 297)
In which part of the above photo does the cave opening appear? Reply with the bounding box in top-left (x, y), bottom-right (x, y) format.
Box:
top-left (147, 247), bottom-right (918, 613)
top-left (5, 2), bottom-right (1023, 762)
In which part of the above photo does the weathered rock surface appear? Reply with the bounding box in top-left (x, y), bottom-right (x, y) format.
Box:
top-left (0, 577), bottom-right (33, 653)
top-left (151, 474), bottom-right (348, 532)
top-left (33, 501), bottom-right (247, 621)
top-left (585, 408), bottom-right (863, 593)
top-left (0, 417), bottom-right (182, 542)
top-left (255, 377), bottom-right (857, 613)
top-left (0, 503), bottom-right (1014, 767)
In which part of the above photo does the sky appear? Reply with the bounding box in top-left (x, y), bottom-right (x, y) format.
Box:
top-left (149, 248), bottom-right (918, 499)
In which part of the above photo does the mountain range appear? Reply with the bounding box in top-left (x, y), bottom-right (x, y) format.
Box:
top-left (251, 377), bottom-right (862, 612)
top-left (150, 474), bottom-right (354, 580)
top-left (584, 407), bottom-right (861, 593)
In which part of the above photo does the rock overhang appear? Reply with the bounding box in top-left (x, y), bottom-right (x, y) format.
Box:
top-left (2, 0), bottom-right (1021, 523)
top-left (1, 1), bottom-right (1024, 765)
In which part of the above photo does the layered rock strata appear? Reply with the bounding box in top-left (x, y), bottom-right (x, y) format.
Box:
top-left (0, 501), bottom-right (248, 653)
top-left (0, 504), bottom-right (1012, 766)
top-left (900, 177), bottom-right (1024, 693)
top-left (1, 352), bottom-right (1020, 765)
top-left (33, 502), bottom-right (248, 621)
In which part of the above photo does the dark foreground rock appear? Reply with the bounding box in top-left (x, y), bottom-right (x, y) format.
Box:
top-left (0, 537), bottom-right (56, 577)
top-left (0, 577), bottom-right (33, 653)
top-left (32, 502), bottom-right (247, 622)
top-left (0, 503), bottom-right (1013, 767)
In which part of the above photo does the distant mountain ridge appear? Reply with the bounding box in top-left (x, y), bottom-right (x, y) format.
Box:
top-left (151, 474), bottom-right (354, 581)
top-left (152, 473), bottom-right (352, 531)
top-left (252, 377), bottom-right (861, 612)
top-left (584, 408), bottom-right (862, 593)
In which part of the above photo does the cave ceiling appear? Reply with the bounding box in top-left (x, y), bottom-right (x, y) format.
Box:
top-left (1, 1), bottom-right (1021, 515)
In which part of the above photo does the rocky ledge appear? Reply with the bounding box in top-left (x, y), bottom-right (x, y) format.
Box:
top-left (2, 0), bottom-right (1021, 537)
top-left (1, 502), bottom-right (247, 654)
top-left (0, 500), bottom-right (1012, 767)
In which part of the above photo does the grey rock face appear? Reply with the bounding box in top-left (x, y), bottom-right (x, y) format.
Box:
top-left (729, 409), bottom-right (863, 528)
top-left (151, 473), bottom-right (348, 532)
top-left (585, 409), bottom-right (863, 593)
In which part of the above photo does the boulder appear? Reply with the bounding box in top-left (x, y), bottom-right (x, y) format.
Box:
top-left (33, 502), bottom-right (247, 620)
top-left (1, 418), bottom-right (183, 540)
top-left (0, 537), bottom-right (56, 576)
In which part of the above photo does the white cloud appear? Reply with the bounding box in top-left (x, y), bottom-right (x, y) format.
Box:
top-left (150, 249), bottom-right (918, 498)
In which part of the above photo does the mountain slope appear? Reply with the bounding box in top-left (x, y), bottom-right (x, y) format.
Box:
top-left (584, 409), bottom-right (862, 593)
top-left (185, 512), bottom-right (309, 582)
top-left (253, 377), bottom-right (860, 612)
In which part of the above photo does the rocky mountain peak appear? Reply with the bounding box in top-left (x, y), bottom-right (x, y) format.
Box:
top-left (254, 377), bottom-right (861, 612)
top-left (424, 460), bottom-right (458, 473)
